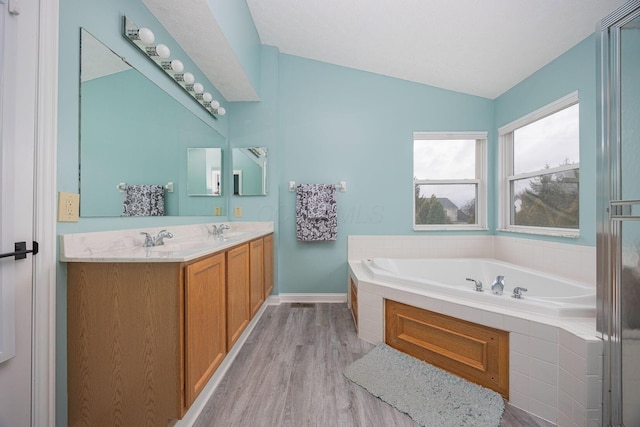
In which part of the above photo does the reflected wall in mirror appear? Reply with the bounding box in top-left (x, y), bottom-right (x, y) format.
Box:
top-left (79, 29), bottom-right (226, 217)
top-left (232, 147), bottom-right (268, 196)
top-left (187, 148), bottom-right (222, 196)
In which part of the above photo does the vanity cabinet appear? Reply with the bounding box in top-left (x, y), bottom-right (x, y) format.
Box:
top-left (226, 243), bottom-right (251, 350)
top-left (67, 262), bottom-right (186, 426)
top-left (66, 233), bottom-right (274, 426)
top-left (249, 238), bottom-right (265, 316)
top-left (264, 234), bottom-right (274, 297)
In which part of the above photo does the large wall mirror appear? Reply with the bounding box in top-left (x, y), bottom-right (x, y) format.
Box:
top-left (79, 29), bottom-right (226, 217)
top-left (232, 147), bottom-right (268, 196)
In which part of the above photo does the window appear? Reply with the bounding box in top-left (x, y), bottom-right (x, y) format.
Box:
top-left (413, 132), bottom-right (487, 230)
top-left (499, 92), bottom-right (580, 236)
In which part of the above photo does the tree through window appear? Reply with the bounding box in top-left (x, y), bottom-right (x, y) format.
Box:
top-left (500, 94), bottom-right (580, 235)
top-left (413, 133), bottom-right (486, 230)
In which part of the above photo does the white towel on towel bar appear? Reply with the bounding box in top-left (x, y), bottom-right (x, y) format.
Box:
top-left (296, 184), bottom-right (337, 241)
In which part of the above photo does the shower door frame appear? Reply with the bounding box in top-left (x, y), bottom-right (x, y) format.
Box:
top-left (597, 1), bottom-right (640, 425)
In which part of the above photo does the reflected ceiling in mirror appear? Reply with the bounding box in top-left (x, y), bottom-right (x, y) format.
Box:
top-left (232, 147), bottom-right (267, 196)
top-left (79, 29), bottom-right (226, 217)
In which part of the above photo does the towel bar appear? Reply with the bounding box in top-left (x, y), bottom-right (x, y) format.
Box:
top-left (117, 182), bottom-right (174, 192)
top-left (288, 181), bottom-right (347, 192)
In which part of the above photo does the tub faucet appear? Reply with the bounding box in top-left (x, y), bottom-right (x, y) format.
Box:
top-left (466, 278), bottom-right (484, 292)
top-left (140, 230), bottom-right (174, 247)
top-left (491, 275), bottom-right (505, 295)
top-left (512, 287), bottom-right (528, 299)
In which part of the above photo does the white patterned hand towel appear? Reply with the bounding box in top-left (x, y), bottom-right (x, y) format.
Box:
top-left (296, 184), bottom-right (337, 241)
top-left (122, 184), bottom-right (165, 216)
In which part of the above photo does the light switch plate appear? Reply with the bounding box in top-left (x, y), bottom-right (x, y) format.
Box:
top-left (234, 207), bottom-right (242, 218)
top-left (214, 206), bottom-right (222, 216)
top-left (58, 192), bottom-right (80, 222)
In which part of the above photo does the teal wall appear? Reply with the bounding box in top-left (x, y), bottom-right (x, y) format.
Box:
top-left (276, 54), bottom-right (494, 293)
top-left (494, 35), bottom-right (597, 247)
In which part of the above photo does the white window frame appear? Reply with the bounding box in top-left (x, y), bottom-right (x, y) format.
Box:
top-left (498, 91), bottom-right (580, 238)
top-left (413, 131), bottom-right (487, 231)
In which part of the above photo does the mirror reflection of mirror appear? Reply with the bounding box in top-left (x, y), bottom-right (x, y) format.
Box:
top-left (79, 29), bottom-right (226, 217)
top-left (187, 148), bottom-right (223, 196)
top-left (232, 147), bottom-right (268, 196)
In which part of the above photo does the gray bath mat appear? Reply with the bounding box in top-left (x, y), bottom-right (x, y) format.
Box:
top-left (344, 343), bottom-right (505, 427)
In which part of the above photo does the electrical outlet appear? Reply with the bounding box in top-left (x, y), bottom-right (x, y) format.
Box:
top-left (214, 207), bottom-right (222, 216)
top-left (234, 207), bottom-right (242, 218)
top-left (58, 192), bottom-right (80, 222)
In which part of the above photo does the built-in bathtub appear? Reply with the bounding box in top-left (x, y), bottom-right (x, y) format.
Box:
top-left (362, 257), bottom-right (596, 318)
top-left (348, 256), bottom-right (602, 426)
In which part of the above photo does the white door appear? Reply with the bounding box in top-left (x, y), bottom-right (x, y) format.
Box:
top-left (0, 0), bottom-right (39, 425)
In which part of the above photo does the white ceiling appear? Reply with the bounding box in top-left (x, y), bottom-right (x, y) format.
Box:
top-left (146, 0), bottom-right (627, 101)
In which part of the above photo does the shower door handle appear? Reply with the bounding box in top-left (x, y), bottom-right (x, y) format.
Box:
top-left (610, 200), bottom-right (640, 220)
top-left (0, 241), bottom-right (39, 260)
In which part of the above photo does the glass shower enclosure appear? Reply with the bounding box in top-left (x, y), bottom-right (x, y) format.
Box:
top-left (597, 1), bottom-right (640, 425)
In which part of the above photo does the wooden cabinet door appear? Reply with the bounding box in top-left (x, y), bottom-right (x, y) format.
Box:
top-left (67, 263), bottom-right (183, 426)
top-left (185, 253), bottom-right (226, 407)
top-left (249, 238), bottom-right (265, 317)
top-left (226, 244), bottom-right (251, 350)
top-left (263, 234), bottom-right (274, 297)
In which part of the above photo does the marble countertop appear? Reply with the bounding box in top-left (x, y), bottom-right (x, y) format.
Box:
top-left (60, 222), bottom-right (274, 263)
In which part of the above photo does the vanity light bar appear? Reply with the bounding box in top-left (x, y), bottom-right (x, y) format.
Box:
top-left (122, 16), bottom-right (226, 119)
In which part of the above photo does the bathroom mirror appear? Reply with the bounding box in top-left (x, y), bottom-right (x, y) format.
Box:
top-left (79, 29), bottom-right (226, 217)
top-left (187, 148), bottom-right (222, 196)
top-left (232, 147), bottom-right (268, 196)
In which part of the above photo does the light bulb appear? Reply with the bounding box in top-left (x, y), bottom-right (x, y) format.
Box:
top-left (193, 82), bottom-right (204, 94)
top-left (217, 107), bottom-right (226, 116)
top-left (155, 44), bottom-right (170, 59)
top-left (183, 72), bottom-right (195, 85)
top-left (138, 28), bottom-right (155, 44)
top-left (127, 27), bottom-right (155, 45)
top-left (162, 59), bottom-right (184, 73)
top-left (202, 92), bottom-right (212, 103)
top-left (170, 59), bottom-right (184, 72)
top-left (210, 100), bottom-right (220, 110)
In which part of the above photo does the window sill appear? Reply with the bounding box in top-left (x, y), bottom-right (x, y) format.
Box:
top-left (413, 225), bottom-right (489, 232)
top-left (498, 227), bottom-right (580, 239)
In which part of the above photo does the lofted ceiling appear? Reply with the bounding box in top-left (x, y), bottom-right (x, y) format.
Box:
top-left (145, 0), bottom-right (627, 101)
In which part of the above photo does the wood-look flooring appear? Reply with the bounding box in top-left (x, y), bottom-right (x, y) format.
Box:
top-left (195, 303), bottom-right (555, 427)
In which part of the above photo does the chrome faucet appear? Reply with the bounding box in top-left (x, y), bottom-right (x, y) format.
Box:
top-left (208, 224), bottom-right (230, 239)
top-left (466, 278), bottom-right (484, 292)
top-left (491, 275), bottom-right (505, 295)
top-left (140, 230), bottom-right (174, 247)
top-left (512, 287), bottom-right (528, 299)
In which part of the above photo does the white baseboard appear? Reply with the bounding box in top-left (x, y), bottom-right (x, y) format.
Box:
top-left (275, 293), bottom-right (347, 303)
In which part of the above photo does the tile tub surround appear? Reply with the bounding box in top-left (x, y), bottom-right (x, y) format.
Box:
top-left (348, 235), bottom-right (596, 285)
top-left (60, 221), bottom-right (274, 262)
top-left (349, 261), bottom-right (602, 427)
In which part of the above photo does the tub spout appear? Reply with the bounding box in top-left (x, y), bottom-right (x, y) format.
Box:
top-left (491, 275), bottom-right (505, 295)
top-left (466, 278), bottom-right (484, 292)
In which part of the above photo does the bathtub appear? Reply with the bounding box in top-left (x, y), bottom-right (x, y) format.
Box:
top-left (361, 257), bottom-right (596, 318)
